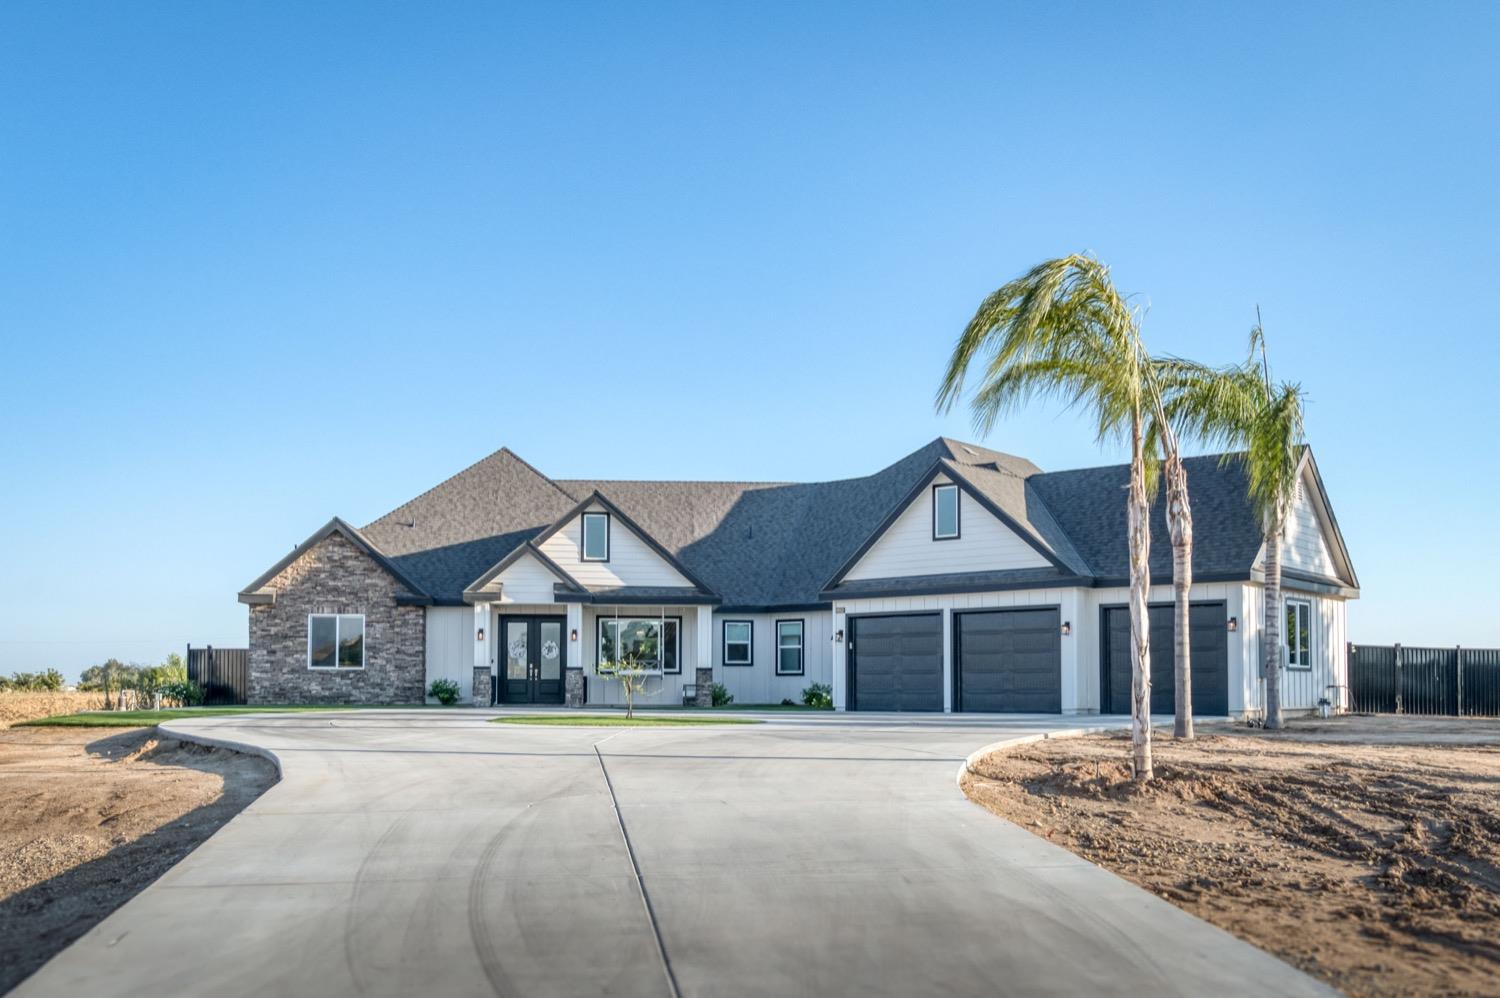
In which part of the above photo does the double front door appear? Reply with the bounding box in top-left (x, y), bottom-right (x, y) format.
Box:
top-left (500, 616), bottom-right (566, 705)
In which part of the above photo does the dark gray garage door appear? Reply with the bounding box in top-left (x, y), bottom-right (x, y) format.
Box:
top-left (1104, 602), bottom-right (1228, 717)
top-left (848, 614), bottom-right (943, 712)
top-left (955, 608), bottom-right (1061, 713)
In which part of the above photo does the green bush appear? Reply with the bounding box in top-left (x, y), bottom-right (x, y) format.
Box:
top-left (1, 669), bottom-right (65, 692)
top-left (429, 678), bottom-right (462, 706)
top-left (159, 679), bottom-right (204, 707)
top-left (710, 682), bottom-right (734, 707)
top-left (801, 682), bottom-right (833, 709)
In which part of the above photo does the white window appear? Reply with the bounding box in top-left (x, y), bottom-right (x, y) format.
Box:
top-left (582, 512), bottom-right (610, 561)
top-left (599, 617), bottom-right (679, 674)
top-left (1285, 599), bottom-right (1311, 669)
top-left (933, 483), bottom-right (960, 540)
top-left (723, 620), bottom-right (753, 666)
top-left (775, 620), bottom-right (804, 675)
top-left (308, 614), bottom-right (365, 670)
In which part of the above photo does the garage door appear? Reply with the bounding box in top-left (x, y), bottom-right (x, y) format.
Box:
top-left (1103, 603), bottom-right (1228, 717)
top-left (847, 614), bottom-right (943, 712)
top-left (955, 608), bottom-right (1061, 713)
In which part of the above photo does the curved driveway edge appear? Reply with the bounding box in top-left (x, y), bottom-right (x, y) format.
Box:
top-left (16, 710), bottom-right (1334, 997)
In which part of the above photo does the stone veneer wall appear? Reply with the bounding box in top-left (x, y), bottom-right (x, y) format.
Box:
top-left (247, 532), bottom-right (425, 705)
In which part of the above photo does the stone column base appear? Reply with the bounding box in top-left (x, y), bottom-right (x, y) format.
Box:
top-left (565, 668), bottom-right (585, 707)
top-left (472, 667), bottom-right (492, 707)
top-left (694, 667), bottom-right (713, 707)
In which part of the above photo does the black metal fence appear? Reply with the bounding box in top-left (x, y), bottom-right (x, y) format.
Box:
top-left (187, 645), bottom-right (249, 705)
top-left (1349, 643), bottom-right (1500, 717)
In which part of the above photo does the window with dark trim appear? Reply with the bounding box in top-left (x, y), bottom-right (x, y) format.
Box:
top-left (581, 512), bottom-right (610, 561)
top-left (723, 620), bottom-right (753, 666)
top-left (932, 483), bottom-right (960, 540)
top-left (775, 619), bottom-right (804, 675)
top-left (308, 614), bottom-right (364, 670)
top-left (1285, 598), bottom-right (1311, 669)
top-left (598, 616), bottom-right (680, 674)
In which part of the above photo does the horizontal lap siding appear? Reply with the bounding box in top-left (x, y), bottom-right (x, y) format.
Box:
top-left (538, 505), bottom-right (692, 588)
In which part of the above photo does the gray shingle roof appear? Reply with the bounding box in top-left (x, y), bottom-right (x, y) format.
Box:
top-left (345, 438), bottom-right (1281, 607)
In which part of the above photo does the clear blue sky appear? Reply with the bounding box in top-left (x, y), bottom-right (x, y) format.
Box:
top-left (2, 3), bottom-right (1496, 680)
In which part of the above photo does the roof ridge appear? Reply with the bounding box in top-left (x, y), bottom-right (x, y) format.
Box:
top-left (556, 478), bottom-right (794, 487)
top-left (364, 446), bottom-right (571, 529)
top-left (1033, 449), bottom-right (1245, 478)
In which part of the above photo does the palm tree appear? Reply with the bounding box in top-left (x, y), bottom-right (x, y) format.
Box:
top-left (1157, 313), bottom-right (1305, 729)
top-left (1143, 369), bottom-right (1195, 739)
top-left (936, 255), bottom-right (1157, 780)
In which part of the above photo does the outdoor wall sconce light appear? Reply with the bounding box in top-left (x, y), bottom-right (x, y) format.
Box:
top-left (1060, 621), bottom-right (1072, 636)
top-left (834, 629), bottom-right (845, 643)
top-left (476, 627), bottom-right (485, 642)
top-left (1227, 617), bottom-right (1238, 632)
top-left (570, 628), bottom-right (579, 642)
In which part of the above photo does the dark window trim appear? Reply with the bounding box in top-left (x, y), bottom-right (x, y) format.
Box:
top-left (931, 483), bottom-right (960, 541)
top-left (1285, 597), bottom-right (1313, 671)
top-left (581, 511), bottom-right (610, 562)
top-left (596, 614), bottom-right (683, 675)
top-left (722, 619), bottom-right (754, 666)
top-left (774, 618), bottom-right (805, 676)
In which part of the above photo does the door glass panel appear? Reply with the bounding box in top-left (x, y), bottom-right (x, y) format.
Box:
top-left (505, 620), bottom-right (529, 680)
top-left (539, 622), bottom-right (561, 680)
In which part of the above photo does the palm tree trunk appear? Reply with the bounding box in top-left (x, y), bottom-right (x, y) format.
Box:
top-left (1128, 413), bottom-right (1154, 780)
top-left (1166, 453), bottom-right (1193, 739)
top-left (1263, 519), bottom-right (1284, 730)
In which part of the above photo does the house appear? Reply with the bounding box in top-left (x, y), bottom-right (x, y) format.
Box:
top-left (237, 438), bottom-right (1359, 716)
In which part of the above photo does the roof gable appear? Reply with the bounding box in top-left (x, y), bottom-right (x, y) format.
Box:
top-left (529, 492), bottom-right (716, 596)
top-left (239, 518), bottom-right (430, 605)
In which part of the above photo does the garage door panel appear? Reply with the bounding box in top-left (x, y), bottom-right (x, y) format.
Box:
top-left (956, 608), bottom-right (1060, 713)
top-left (1104, 603), bottom-right (1228, 717)
top-left (849, 615), bottom-right (943, 712)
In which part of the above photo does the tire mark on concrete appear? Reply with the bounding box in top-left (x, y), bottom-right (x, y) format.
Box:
top-left (343, 813), bottom-right (409, 995)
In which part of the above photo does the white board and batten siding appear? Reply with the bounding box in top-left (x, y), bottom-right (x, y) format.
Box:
top-left (424, 606), bottom-right (474, 702)
top-left (712, 612), bottom-right (833, 706)
top-left (1255, 473), bottom-right (1340, 578)
top-left (1236, 583), bottom-right (1350, 712)
top-left (843, 475), bottom-right (1050, 581)
top-left (537, 503), bottom-right (692, 588)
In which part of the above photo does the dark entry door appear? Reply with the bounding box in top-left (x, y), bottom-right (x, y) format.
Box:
top-left (955, 608), bottom-right (1061, 713)
top-left (501, 616), bottom-right (566, 705)
top-left (1103, 602), bottom-right (1228, 717)
top-left (847, 613), bottom-right (943, 711)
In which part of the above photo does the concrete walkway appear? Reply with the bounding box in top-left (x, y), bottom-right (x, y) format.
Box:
top-left (16, 710), bottom-right (1331, 997)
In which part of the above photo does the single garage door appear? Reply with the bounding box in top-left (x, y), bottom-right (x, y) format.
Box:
top-left (1103, 602), bottom-right (1229, 717)
top-left (955, 608), bottom-right (1061, 713)
top-left (848, 613), bottom-right (943, 711)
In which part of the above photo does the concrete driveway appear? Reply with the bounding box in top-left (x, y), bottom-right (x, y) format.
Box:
top-left (16, 710), bottom-right (1330, 997)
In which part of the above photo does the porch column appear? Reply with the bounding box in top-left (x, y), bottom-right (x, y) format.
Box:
top-left (565, 602), bottom-right (585, 707)
top-left (694, 605), bottom-right (714, 707)
top-left (472, 602), bottom-right (493, 707)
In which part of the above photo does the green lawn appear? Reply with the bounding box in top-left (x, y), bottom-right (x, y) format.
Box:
top-left (491, 714), bottom-right (762, 727)
top-left (20, 705), bottom-right (411, 728)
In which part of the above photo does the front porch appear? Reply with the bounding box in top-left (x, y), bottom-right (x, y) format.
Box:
top-left (469, 600), bottom-right (716, 709)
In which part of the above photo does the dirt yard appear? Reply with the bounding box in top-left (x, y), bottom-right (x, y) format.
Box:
top-left (0, 726), bottom-right (276, 993)
top-left (962, 716), bottom-right (1500, 998)
top-left (0, 691), bottom-right (106, 727)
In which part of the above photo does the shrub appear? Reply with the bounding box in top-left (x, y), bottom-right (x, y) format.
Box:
top-left (801, 682), bottom-right (833, 709)
top-left (710, 682), bottom-right (734, 707)
top-left (429, 678), bottom-right (461, 706)
top-left (159, 679), bottom-right (204, 707)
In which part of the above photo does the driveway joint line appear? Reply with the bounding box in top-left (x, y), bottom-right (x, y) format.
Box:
top-left (593, 742), bottom-right (681, 998)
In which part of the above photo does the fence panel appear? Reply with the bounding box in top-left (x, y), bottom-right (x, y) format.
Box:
top-left (187, 646), bottom-right (249, 706)
top-left (1350, 643), bottom-right (1500, 717)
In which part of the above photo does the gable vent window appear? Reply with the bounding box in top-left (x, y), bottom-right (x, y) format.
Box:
top-left (932, 483), bottom-right (960, 540)
top-left (723, 620), bottom-right (753, 666)
top-left (581, 512), bottom-right (610, 562)
top-left (308, 614), bottom-right (364, 670)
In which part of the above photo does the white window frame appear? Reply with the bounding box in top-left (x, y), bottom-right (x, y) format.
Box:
top-left (932, 483), bottom-right (960, 540)
top-left (775, 619), bottom-right (804, 676)
top-left (307, 613), bottom-right (366, 670)
top-left (723, 620), bottom-right (753, 666)
top-left (597, 616), bottom-right (680, 675)
top-left (1285, 598), bottom-right (1312, 670)
top-left (581, 512), bottom-right (610, 562)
